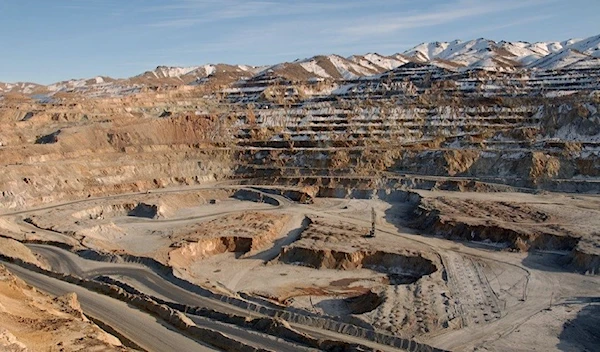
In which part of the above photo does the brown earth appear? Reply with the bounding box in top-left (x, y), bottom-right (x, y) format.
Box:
top-left (0, 264), bottom-right (130, 352)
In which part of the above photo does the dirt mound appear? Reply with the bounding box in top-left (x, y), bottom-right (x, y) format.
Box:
top-left (0, 328), bottom-right (27, 352)
top-left (0, 264), bottom-right (130, 351)
top-left (0, 238), bottom-right (49, 269)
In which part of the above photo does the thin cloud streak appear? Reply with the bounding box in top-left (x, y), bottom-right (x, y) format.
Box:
top-left (144, 0), bottom-right (368, 28)
top-left (338, 0), bottom-right (551, 36)
top-left (472, 14), bottom-right (556, 36)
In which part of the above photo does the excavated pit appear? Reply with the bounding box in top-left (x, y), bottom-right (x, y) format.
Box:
top-left (168, 212), bottom-right (291, 268)
top-left (170, 236), bottom-right (263, 262)
top-left (405, 191), bottom-right (600, 274)
top-left (277, 218), bottom-right (438, 285)
top-left (279, 246), bottom-right (437, 285)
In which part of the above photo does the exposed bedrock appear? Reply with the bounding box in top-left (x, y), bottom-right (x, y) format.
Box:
top-left (0, 115), bottom-right (235, 210)
top-left (268, 176), bottom-right (527, 196)
top-left (279, 247), bottom-right (437, 284)
top-left (243, 186), bottom-right (317, 204)
top-left (168, 214), bottom-right (289, 267)
top-left (316, 187), bottom-right (423, 203)
top-left (232, 189), bottom-right (280, 206)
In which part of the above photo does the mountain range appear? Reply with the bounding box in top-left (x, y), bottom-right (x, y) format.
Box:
top-left (1, 34), bottom-right (599, 97)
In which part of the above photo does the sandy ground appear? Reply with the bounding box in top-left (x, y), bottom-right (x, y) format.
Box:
top-left (474, 301), bottom-right (600, 352)
top-left (1, 186), bottom-right (599, 351)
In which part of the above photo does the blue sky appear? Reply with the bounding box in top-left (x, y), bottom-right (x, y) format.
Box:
top-left (1, 0), bottom-right (598, 84)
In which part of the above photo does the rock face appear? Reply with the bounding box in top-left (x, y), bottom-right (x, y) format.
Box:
top-left (280, 247), bottom-right (437, 283)
top-left (127, 202), bottom-right (159, 219)
top-left (344, 290), bottom-right (384, 314)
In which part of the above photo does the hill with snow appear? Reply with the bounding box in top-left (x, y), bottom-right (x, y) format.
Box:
top-left (402, 35), bottom-right (600, 71)
top-left (1, 34), bottom-right (599, 98)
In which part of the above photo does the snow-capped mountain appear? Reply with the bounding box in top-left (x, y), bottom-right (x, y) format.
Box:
top-left (528, 49), bottom-right (591, 70)
top-left (401, 35), bottom-right (600, 71)
top-left (349, 53), bottom-right (410, 71)
top-left (0, 82), bottom-right (46, 95)
top-left (1, 34), bottom-right (599, 97)
top-left (568, 34), bottom-right (600, 57)
top-left (132, 64), bottom-right (263, 85)
top-left (47, 76), bottom-right (117, 92)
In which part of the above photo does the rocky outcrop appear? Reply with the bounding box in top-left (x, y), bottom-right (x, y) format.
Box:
top-left (0, 237), bottom-right (49, 269)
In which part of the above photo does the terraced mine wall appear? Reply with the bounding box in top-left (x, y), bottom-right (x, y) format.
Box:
top-left (0, 113), bottom-right (235, 210)
top-left (230, 67), bottom-right (600, 193)
top-left (236, 97), bottom-right (600, 192)
top-left (2, 63), bottom-right (599, 212)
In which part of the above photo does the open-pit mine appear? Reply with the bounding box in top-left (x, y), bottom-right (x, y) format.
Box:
top-left (1, 36), bottom-right (599, 352)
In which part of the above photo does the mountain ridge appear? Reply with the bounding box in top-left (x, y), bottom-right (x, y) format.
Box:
top-left (1, 34), bottom-right (599, 97)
